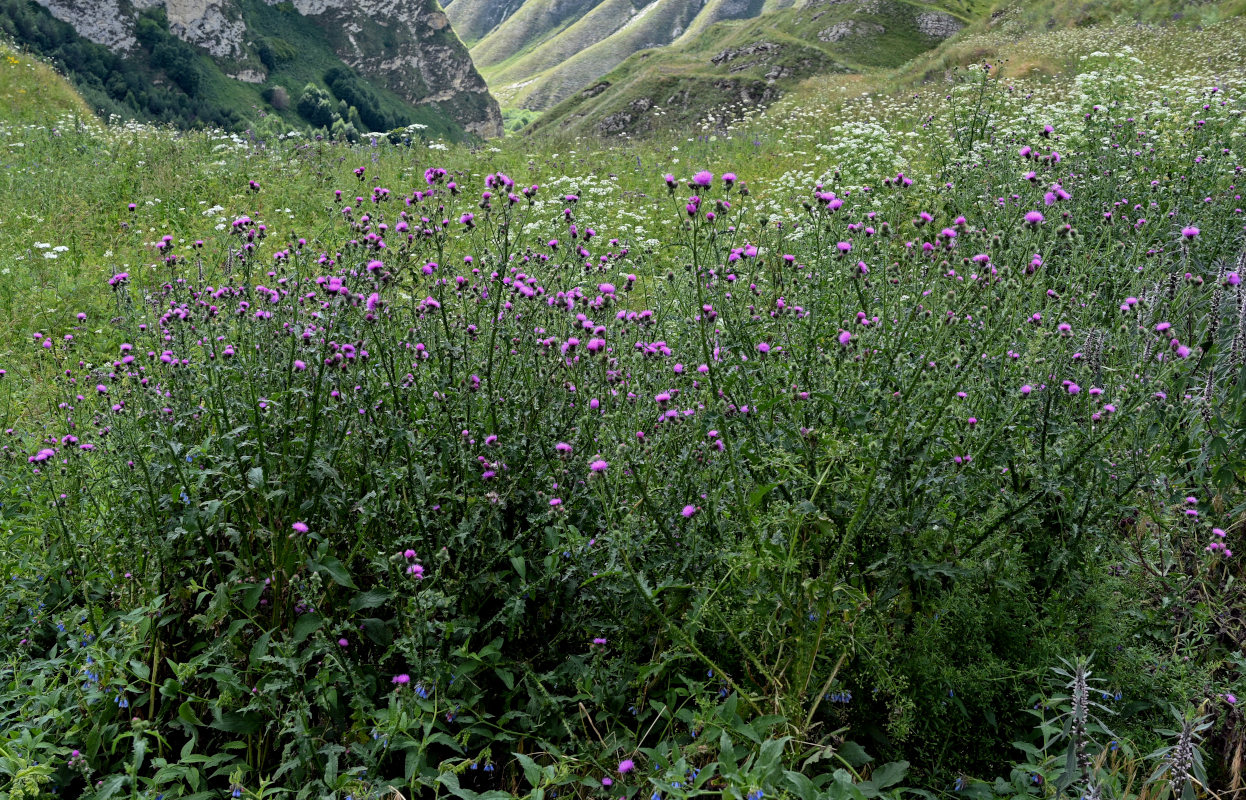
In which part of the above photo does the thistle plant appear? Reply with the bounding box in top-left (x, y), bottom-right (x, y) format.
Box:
top-left (2, 19), bottom-right (1246, 797)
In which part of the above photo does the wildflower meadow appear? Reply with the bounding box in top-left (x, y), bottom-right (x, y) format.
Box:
top-left (1, 16), bottom-right (1246, 800)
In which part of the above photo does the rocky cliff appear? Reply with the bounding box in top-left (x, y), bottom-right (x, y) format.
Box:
top-left (31, 0), bottom-right (503, 137)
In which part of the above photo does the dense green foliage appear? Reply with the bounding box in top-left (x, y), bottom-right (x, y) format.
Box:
top-left (323, 67), bottom-right (410, 134)
top-left (2, 10), bottom-right (1246, 800)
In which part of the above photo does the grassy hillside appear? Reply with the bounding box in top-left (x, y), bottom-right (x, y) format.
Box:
top-left (0, 41), bottom-right (92, 124)
top-left (501, 0), bottom-right (715, 109)
top-left (672, 0), bottom-right (767, 46)
top-left (1002, 0), bottom-right (1246, 27)
top-left (794, 0), bottom-right (1246, 110)
top-left (444, 0), bottom-right (525, 45)
top-left (467, 0), bottom-right (989, 114)
top-left (528, 0), bottom-right (970, 137)
top-left (529, 0), bottom-right (1246, 139)
top-left (468, 0), bottom-right (628, 71)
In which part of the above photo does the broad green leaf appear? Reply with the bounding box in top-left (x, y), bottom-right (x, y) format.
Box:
top-left (838, 740), bottom-right (873, 768)
top-left (292, 613), bottom-right (323, 643)
top-left (307, 555), bottom-right (356, 588)
top-left (93, 774), bottom-right (128, 800)
top-left (241, 582), bottom-right (265, 610)
top-left (211, 711), bottom-right (261, 735)
top-left (178, 701), bottom-right (204, 727)
top-left (514, 752), bottom-right (543, 788)
top-left (350, 590), bottom-right (391, 611)
top-left (437, 770), bottom-right (478, 800)
top-left (250, 628), bottom-right (273, 667)
top-left (871, 761), bottom-right (909, 788)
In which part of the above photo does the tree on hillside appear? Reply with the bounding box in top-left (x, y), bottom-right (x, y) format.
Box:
top-left (296, 83), bottom-right (335, 128)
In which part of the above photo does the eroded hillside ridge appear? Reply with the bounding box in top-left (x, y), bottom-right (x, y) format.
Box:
top-left (530, 0), bottom-right (965, 137)
top-left (449, 0), bottom-right (964, 113)
top-left (31, 0), bottom-right (503, 136)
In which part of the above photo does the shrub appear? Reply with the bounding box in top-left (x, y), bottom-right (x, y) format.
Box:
top-left (296, 83), bottom-right (335, 128)
top-left (255, 36), bottom-right (295, 72)
top-left (325, 66), bottom-right (405, 132)
top-left (262, 84), bottom-right (290, 111)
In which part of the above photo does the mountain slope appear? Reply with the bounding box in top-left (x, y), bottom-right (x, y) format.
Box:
top-left (527, 0), bottom-right (969, 136)
top-left (470, 0), bottom-right (637, 74)
top-left (672, 0), bottom-right (767, 45)
top-left (444, 0), bottom-right (531, 46)
top-left (10, 0), bottom-right (501, 137)
top-left (500, 0), bottom-right (715, 109)
top-left (0, 41), bottom-right (93, 125)
top-left (527, 0), bottom-right (1246, 140)
top-left (456, 0), bottom-right (974, 112)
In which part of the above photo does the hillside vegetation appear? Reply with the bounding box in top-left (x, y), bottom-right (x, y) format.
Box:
top-left (527, 0), bottom-right (968, 137)
top-left (450, 0), bottom-right (976, 113)
top-left (0, 41), bottom-right (91, 123)
top-left (0, 0), bottom-right (484, 140)
top-left (1, 7), bottom-right (1245, 800)
top-left (529, 0), bottom-right (1246, 138)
